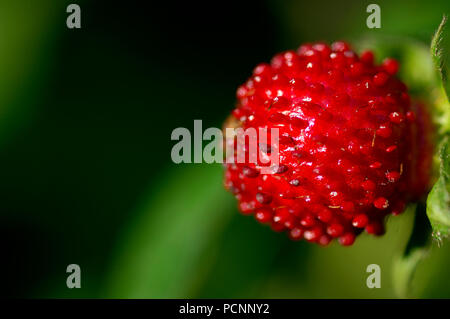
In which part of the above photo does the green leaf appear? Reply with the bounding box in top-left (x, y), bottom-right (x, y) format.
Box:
top-left (431, 15), bottom-right (450, 102)
top-left (427, 138), bottom-right (450, 242)
top-left (0, 0), bottom-right (64, 147)
top-left (425, 18), bottom-right (450, 239)
top-left (104, 164), bottom-right (236, 298)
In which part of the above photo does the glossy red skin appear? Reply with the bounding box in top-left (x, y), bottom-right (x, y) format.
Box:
top-left (224, 41), bottom-right (433, 246)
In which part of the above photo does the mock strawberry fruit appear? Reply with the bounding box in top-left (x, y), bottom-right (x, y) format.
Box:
top-left (224, 41), bottom-right (433, 246)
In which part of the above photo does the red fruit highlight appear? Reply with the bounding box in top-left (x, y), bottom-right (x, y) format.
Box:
top-left (224, 41), bottom-right (433, 246)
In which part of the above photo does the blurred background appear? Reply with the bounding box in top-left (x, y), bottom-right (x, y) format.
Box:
top-left (2, 0), bottom-right (450, 298)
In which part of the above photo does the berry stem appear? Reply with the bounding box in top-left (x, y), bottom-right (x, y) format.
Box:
top-left (393, 201), bottom-right (431, 298)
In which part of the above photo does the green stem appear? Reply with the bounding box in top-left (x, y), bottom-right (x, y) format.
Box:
top-left (393, 202), bottom-right (432, 298)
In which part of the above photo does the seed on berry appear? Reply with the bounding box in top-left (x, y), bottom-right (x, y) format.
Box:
top-left (369, 162), bottom-right (382, 169)
top-left (341, 201), bottom-right (355, 212)
top-left (288, 179), bottom-right (299, 187)
top-left (391, 201), bottom-right (406, 216)
top-left (386, 171), bottom-right (401, 182)
top-left (332, 41), bottom-right (350, 52)
top-left (289, 227), bottom-right (304, 240)
top-left (327, 224), bottom-right (344, 237)
top-left (361, 180), bottom-right (376, 191)
top-left (373, 197), bottom-right (389, 209)
top-left (406, 111), bottom-right (416, 122)
top-left (300, 214), bottom-right (316, 227)
top-left (376, 125), bottom-right (392, 138)
top-left (239, 201), bottom-right (255, 215)
top-left (304, 226), bottom-right (323, 242)
top-left (350, 62), bottom-right (364, 76)
top-left (274, 165), bottom-right (289, 174)
top-left (365, 220), bottom-right (385, 235)
top-left (317, 208), bottom-right (333, 223)
top-left (255, 208), bottom-right (272, 224)
top-left (389, 112), bottom-right (405, 124)
top-left (256, 193), bottom-right (272, 204)
top-left (382, 58), bottom-right (399, 75)
top-left (360, 50), bottom-right (374, 64)
top-left (318, 234), bottom-right (332, 246)
top-left (242, 166), bottom-right (259, 178)
top-left (386, 145), bottom-right (397, 153)
top-left (373, 72), bottom-right (389, 86)
top-left (339, 233), bottom-right (356, 246)
top-left (352, 214), bottom-right (369, 228)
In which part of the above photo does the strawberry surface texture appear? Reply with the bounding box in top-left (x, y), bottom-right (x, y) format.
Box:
top-left (224, 41), bottom-right (433, 246)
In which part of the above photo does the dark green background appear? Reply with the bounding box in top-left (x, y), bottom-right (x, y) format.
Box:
top-left (1, 0), bottom-right (450, 298)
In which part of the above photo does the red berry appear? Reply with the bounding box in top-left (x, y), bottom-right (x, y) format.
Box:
top-left (369, 162), bottom-right (382, 169)
top-left (389, 112), bottom-right (405, 124)
top-left (289, 228), bottom-right (304, 240)
top-left (360, 50), bottom-right (374, 64)
top-left (224, 41), bottom-right (433, 246)
top-left (376, 124), bottom-right (392, 138)
top-left (385, 145), bottom-right (398, 153)
top-left (373, 72), bottom-right (389, 86)
top-left (304, 226), bottom-right (323, 242)
top-left (352, 214), bottom-right (369, 228)
top-left (406, 111), bottom-right (416, 122)
top-left (256, 193), bottom-right (272, 204)
top-left (318, 234), bottom-right (332, 246)
top-left (365, 220), bottom-right (385, 236)
top-left (339, 233), bottom-right (356, 246)
top-left (255, 208), bottom-right (272, 224)
top-left (373, 197), bottom-right (389, 209)
top-left (317, 207), bottom-right (333, 223)
top-left (300, 214), bottom-right (316, 227)
top-left (331, 41), bottom-right (350, 52)
top-left (382, 58), bottom-right (399, 75)
top-left (361, 180), bottom-right (376, 192)
top-left (386, 171), bottom-right (401, 183)
top-left (327, 224), bottom-right (344, 237)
